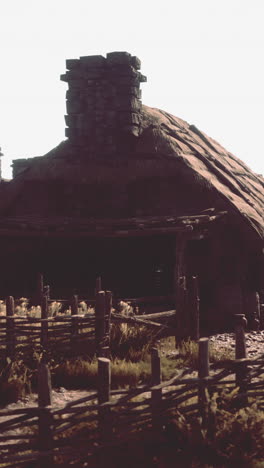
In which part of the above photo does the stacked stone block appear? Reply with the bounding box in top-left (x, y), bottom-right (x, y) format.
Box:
top-left (61, 52), bottom-right (146, 154)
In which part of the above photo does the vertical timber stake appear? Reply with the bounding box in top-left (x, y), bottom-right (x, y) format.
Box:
top-left (174, 234), bottom-right (187, 346)
top-left (41, 295), bottom-right (49, 353)
top-left (37, 273), bottom-right (44, 306)
top-left (189, 276), bottom-right (200, 341)
top-left (98, 357), bottom-right (111, 442)
top-left (6, 296), bottom-right (15, 359)
top-left (234, 314), bottom-right (247, 359)
top-left (198, 338), bottom-right (209, 426)
top-left (95, 291), bottom-right (106, 356)
top-left (71, 295), bottom-right (79, 353)
top-left (103, 291), bottom-right (112, 358)
top-left (151, 347), bottom-right (162, 434)
top-left (234, 314), bottom-right (248, 405)
top-left (38, 361), bottom-right (53, 467)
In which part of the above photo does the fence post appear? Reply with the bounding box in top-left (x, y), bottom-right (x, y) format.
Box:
top-left (151, 347), bottom-right (162, 434)
top-left (198, 338), bottom-right (209, 426)
top-left (260, 302), bottom-right (264, 330)
top-left (103, 291), bottom-right (112, 358)
top-left (234, 314), bottom-right (247, 359)
top-left (235, 358), bottom-right (248, 406)
top-left (234, 313), bottom-right (248, 406)
top-left (6, 296), bottom-right (15, 359)
top-left (43, 285), bottom-right (50, 301)
top-left (175, 276), bottom-right (187, 346)
top-left (95, 291), bottom-right (105, 356)
top-left (189, 276), bottom-right (200, 341)
top-left (41, 295), bottom-right (49, 353)
top-left (71, 295), bottom-right (79, 354)
top-left (37, 273), bottom-right (44, 306)
top-left (252, 292), bottom-right (260, 331)
top-left (98, 357), bottom-right (111, 442)
top-left (71, 294), bottom-right (78, 316)
top-left (38, 361), bottom-right (53, 467)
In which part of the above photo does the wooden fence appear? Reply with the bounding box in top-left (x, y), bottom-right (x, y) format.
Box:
top-left (0, 329), bottom-right (263, 467)
top-left (0, 288), bottom-right (177, 360)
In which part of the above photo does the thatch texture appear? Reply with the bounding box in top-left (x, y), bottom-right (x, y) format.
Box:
top-left (3, 104), bottom-right (263, 247)
top-left (138, 106), bottom-right (264, 241)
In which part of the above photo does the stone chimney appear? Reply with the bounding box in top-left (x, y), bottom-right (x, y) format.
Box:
top-left (61, 51), bottom-right (146, 154)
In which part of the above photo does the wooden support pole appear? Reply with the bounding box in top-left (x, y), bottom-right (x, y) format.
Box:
top-left (95, 291), bottom-right (106, 357)
top-left (260, 302), bottom-right (264, 330)
top-left (71, 294), bottom-right (79, 315)
top-left (6, 296), bottom-right (15, 359)
top-left (98, 357), bottom-right (111, 442)
top-left (105, 291), bottom-right (112, 335)
top-left (41, 295), bottom-right (49, 353)
top-left (175, 276), bottom-right (187, 345)
top-left (234, 314), bottom-right (247, 359)
top-left (37, 273), bottom-right (44, 306)
top-left (235, 358), bottom-right (248, 406)
top-left (174, 234), bottom-right (187, 346)
top-left (103, 291), bottom-right (112, 358)
top-left (71, 295), bottom-right (79, 353)
top-left (43, 285), bottom-right (50, 301)
top-left (38, 362), bottom-right (53, 468)
top-left (151, 347), bottom-right (162, 434)
top-left (198, 338), bottom-right (209, 378)
top-left (38, 362), bottom-right (52, 407)
top-left (252, 292), bottom-right (260, 331)
top-left (198, 338), bottom-right (209, 426)
top-left (189, 276), bottom-right (200, 341)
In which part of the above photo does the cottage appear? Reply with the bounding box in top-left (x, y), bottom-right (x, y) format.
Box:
top-left (0, 51), bottom-right (263, 332)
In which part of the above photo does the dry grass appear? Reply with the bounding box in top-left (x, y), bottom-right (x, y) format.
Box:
top-left (52, 357), bottom-right (152, 389)
top-left (110, 322), bottom-right (158, 361)
top-left (159, 336), bottom-right (234, 370)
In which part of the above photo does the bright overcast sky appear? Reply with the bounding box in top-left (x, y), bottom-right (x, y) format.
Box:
top-left (0, 0), bottom-right (264, 178)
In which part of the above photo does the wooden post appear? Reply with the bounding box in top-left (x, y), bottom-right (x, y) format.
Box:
top-left (98, 357), bottom-right (111, 442)
top-left (151, 347), bottom-right (162, 434)
top-left (38, 361), bottom-right (52, 407)
top-left (38, 362), bottom-right (53, 467)
top-left (71, 294), bottom-right (78, 315)
top-left (189, 276), bottom-right (200, 341)
top-left (234, 314), bottom-right (247, 359)
top-left (41, 295), bottom-right (49, 353)
top-left (37, 273), bottom-right (44, 305)
top-left (235, 358), bottom-right (248, 406)
top-left (103, 291), bottom-right (112, 358)
top-left (71, 295), bottom-right (79, 354)
top-left (175, 276), bottom-right (187, 345)
top-left (6, 296), bottom-right (15, 359)
top-left (260, 302), bottom-right (264, 330)
top-left (95, 291), bottom-right (106, 356)
top-left (198, 338), bottom-right (209, 426)
top-left (174, 234), bottom-right (187, 346)
top-left (252, 292), bottom-right (260, 331)
top-left (43, 285), bottom-right (50, 301)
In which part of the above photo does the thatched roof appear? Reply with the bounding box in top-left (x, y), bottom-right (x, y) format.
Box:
top-left (138, 105), bottom-right (264, 241)
top-left (2, 105), bottom-right (264, 243)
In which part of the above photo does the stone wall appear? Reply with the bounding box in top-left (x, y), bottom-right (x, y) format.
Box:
top-left (61, 51), bottom-right (146, 154)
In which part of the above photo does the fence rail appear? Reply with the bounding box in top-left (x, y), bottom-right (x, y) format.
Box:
top-left (0, 277), bottom-right (263, 466)
top-left (0, 290), bottom-right (177, 360)
top-left (0, 336), bottom-right (263, 467)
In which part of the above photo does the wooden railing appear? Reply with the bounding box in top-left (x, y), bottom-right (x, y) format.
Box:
top-left (0, 333), bottom-right (263, 467)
